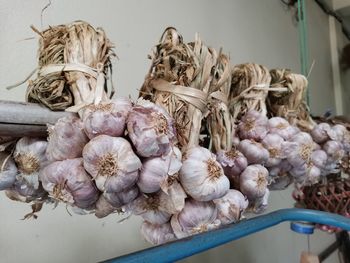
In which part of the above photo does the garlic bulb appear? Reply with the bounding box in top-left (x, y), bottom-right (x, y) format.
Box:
top-left (214, 189), bottom-right (248, 225)
top-left (137, 147), bottom-right (182, 193)
top-left (83, 135), bottom-right (141, 193)
top-left (46, 116), bottom-right (88, 161)
top-left (323, 140), bottom-right (345, 163)
top-left (216, 149), bottom-right (248, 177)
top-left (253, 188), bottom-right (270, 213)
top-left (171, 199), bottom-right (220, 239)
top-left (268, 117), bottom-right (299, 140)
top-left (291, 164), bottom-right (321, 185)
top-left (261, 133), bottom-right (285, 167)
top-left (141, 221), bottom-right (176, 245)
top-left (158, 175), bottom-right (187, 214)
top-left (238, 140), bottom-right (269, 165)
top-left (130, 194), bottom-right (171, 224)
top-left (127, 100), bottom-right (176, 157)
top-left (82, 98), bottom-right (132, 139)
top-left (311, 123), bottom-right (334, 144)
top-left (240, 165), bottom-right (268, 200)
top-left (238, 110), bottom-right (268, 141)
top-left (6, 178), bottom-right (48, 203)
top-left (40, 158), bottom-right (98, 209)
top-left (0, 152), bottom-right (17, 190)
top-left (311, 150), bottom-right (328, 169)
top-left (287, 133), bottom-right (315, 167)
top-left (180, 146), bottom-right (229, 201)
top-left (330, 124), bottom-right (347, 141)
top-left (14, 137), bottom-right (48, 189)
top-left (95, 195), bottom-right (117, 218)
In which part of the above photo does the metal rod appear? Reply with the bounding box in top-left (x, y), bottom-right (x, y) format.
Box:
top-left (103, 209), bottom-right (350, 263)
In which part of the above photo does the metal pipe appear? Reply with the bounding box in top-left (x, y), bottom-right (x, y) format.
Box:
top-left (103, 209), bottom-right (350, 263)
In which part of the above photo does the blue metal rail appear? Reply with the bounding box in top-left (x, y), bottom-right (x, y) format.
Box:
top-left (104, 209), bottom-right (350, 263)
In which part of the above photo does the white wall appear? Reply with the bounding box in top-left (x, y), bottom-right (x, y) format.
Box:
top-left (0, 1), bottom-right (339, 262)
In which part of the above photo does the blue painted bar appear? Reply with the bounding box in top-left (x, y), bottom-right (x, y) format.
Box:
top-left (104, 209), bottom-right (350, 263)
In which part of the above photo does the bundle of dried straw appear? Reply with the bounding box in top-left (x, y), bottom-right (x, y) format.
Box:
top-left (139, 27), bottom-right (217, 151)
top-left (25, 21), bottom-right (115, 112)
top-left (267, 69), bottom-right (315, 131)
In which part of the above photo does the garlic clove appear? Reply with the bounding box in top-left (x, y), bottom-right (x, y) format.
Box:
top-left (141, 221), bottom-right (176, 245)
top-left (82, 135), bottom-right (141, 193)
top-left (0, 152), bottom-right (17, 190)
top-left (180, 146), bottom-right (229, 201)
top-left (170, 199), bottom-right (220, 239)
top-left (82, 98), bottom-right (132, 139)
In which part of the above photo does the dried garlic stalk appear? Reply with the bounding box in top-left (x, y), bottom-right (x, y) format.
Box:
top-left (139, 27), bottom-right (217, 151)
top-left (229, 63), bottom-right (271, 123)
top-left (206, 52), bottom-right (232, 152)
top-left (26, 21), bottom-right (115, 112)
top-left (267, 69), bottom-right (315, 131)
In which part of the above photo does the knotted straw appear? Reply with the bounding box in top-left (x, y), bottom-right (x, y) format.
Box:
top-left (267, 69), bottom-right (315, 131)
top-left (16, 21), bottom-right (115, 112)
top-left (139, 28), bottom-right (217, 151)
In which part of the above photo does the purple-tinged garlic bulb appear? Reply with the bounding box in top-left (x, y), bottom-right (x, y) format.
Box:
top-left (286, 132), bottom-right (315, 167)
top-left (311, 123), bottom-right (334, 144)
top-left (267, 117), bottom-right (299, 140)
top-left (127, 99), bottom-right (176, 157)
top-left (214, 189), bottom-right (248, 225)
top-left (158, 175), bottom-right (187, 214)
top-left (179, 147), bottom-right (229, 201)
top-left (141, 221), bottom-right (176, 245)
top-left (238, 110), bottom-right (268, 141)
top-left (261, 133), bottom-right (285, 167)
top-left (137, 147), bottom-right (182, 193)
top-left (216, 149), bottom-right (248, 178)
top-left (311, 150), bottom-right (328, 169)
top-left (0, 152), bottom-right (17, 190)
top-left (40, 158), bottom-right (98, 209)
top-left (82, 98), bottom-right (132, 139)
top-left (5, 178), bottom-right (48, 203)
top-left (170, 199), bottom-right (220, 239)
top-left (46, 116), bottom-right (88, 161)
top-left (83, 135), bottom-right (141, 193)
top-left (238, 140), bottom-right (269, 165)
top-left (240, 164), bottom-right (268, 200)
top-left (323, 140), bottom-right (345, 163)
top-left (14, 137), bottom-right (48, 189)
top-left (330, 124), bottom-right (347, 142)
top-left (291, 164), bottom-right (321, 185)
top-left (95, 185), bottom-right (139, 218)
top-left (130, 194), bottom-right (171, 224)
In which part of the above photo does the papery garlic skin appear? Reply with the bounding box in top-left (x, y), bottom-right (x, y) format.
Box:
top-left (170, 199), bottom-right (220, 239)
top-left (323, 140), bottom-right (345, 163)
top-left (40, 158), bottom-right (98, 209)
top-left (268, 117), bottom-right (299, 140)
top-left (238, 140), bottom-right (269, 165)
top-left (292, 165), bottom-right (321, 185)
top-left (137, 147), bottom-right (182, 193)
top-left (127, 100), bottom-right (176, 157)
top-left (180, 147), bottom-right (229, 201)
top-left (311, 150), bottom-right (328, 169)
top-left (261, 133), bottom-right (285, 167)
top-left (240, 165), bottom-right (268, 200)
top-left (214, 189), bottom-right (248, 225)
top-left (14, 137), bottom-right (48, 189)
top-left (83, 135), bottom-right (141, 193)
top-left (216, 149), bottom-right (248, 177)
top-left (46, 116), bottom-right (88, 161)
top-left (0, 153), bottom-right (17, 190)
top-left (159, 176), bottom-right (187, 214)
top-left (253, 188), bottom-right (270, 214)
top-left (82, 98), bottom-right (132, 139)
top-left (330, 124), bottom-right (347, 141)
top-left (141, 221), bottom-right (176, 245)
top-left (238, 110), bottom-right (268, 141)
top-left (311, 123), bottom-right (334, 144)
top-left (95, 195), bottom-right (117, 218)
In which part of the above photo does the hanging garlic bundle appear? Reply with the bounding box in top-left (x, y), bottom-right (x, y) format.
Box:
top-left (229, 63), bottom-right (271, 123)
top-left (82, 98), bottom-right (132, 139)
top-left (267, 69), bottom-right (315, 131)
top-left (46, 116), bottom-right (88, 161)
top-left (180, 146), bottom-right (229, 201)
top-left (206, 52), bottom-right (232, 152)
top-left (137, 146), bottom-right (182, 193)
top-left (171, 199), bottom-right (220, 238)
top-left (130, 194), bottom-right (171, 224)
top-left (14, 137), bottom-right (48, 189)
top-left (141, 221), bottom-right (176, 245)
top-left (139, 27), bottom-right (217, 151)
top-left (0, 152), bottom-right (17, 190)
top-left (213, 189), bottom-right (248, 225)
top-left (83, 135), bottom-right (141, 193)
top-left (40, 158), bottom-right (98, 209)
top-left (127, 99), bottom-right (176, 157)
top-left (26, 21), bottom-right (115, 112)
